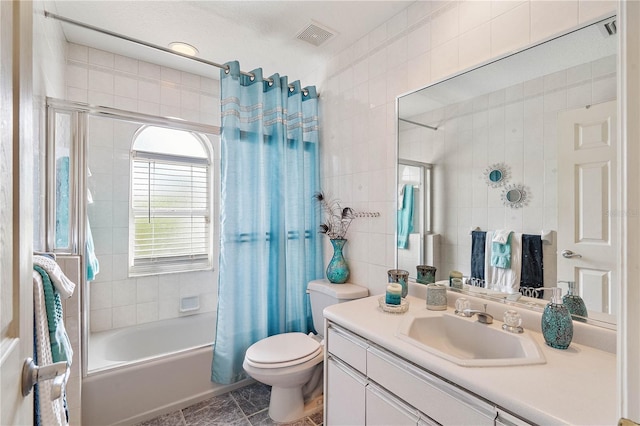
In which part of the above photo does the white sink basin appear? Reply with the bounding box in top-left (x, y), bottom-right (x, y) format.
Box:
top-left (397, 312), bottom-right (546, 367)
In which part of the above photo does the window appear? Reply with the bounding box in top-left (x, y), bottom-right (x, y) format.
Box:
top-left (129, 126), bottom-right (212, 276)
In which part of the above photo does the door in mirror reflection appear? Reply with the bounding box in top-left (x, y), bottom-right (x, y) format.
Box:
top-left (397, 161), bottom-right (432, 278)
top-left (557, 101), bottom-right (617, 324)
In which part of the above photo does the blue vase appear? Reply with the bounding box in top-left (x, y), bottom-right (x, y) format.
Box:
top-left (541, 302), bottom-right (573, 349)
top-left (326, 239), bottom-right (349, 284)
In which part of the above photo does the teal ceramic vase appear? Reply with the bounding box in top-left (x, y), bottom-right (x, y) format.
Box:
top-left (541, 302), bottom-right (573, 349)
top-left (326, 239), bottom-right (349, 284)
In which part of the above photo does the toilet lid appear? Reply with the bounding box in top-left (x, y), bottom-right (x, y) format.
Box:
top-left (245, 333), bottom-right (321, 368)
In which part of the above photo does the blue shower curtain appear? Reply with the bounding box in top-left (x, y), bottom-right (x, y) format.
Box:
top-left (211, 61), bottom-right (323, 384)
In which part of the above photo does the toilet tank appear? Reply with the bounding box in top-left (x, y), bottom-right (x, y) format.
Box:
top-left (307, 279), bottom-right (368, 337)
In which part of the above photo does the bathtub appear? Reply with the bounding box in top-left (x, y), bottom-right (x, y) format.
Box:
top-left (82, 312), bottom-right (251, 425)
top-left (88, 311), bottom-right (217, 371)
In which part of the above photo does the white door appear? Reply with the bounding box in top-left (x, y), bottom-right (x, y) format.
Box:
top-left (0, 1), bottom-right (34, 424)
top-left (557, 101), bottom-right (617, 322)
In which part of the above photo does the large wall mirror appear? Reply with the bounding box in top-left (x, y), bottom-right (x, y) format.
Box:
top-left (396, 16), bottom-right (618, 328)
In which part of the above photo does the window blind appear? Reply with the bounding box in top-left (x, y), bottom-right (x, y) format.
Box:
top-left (131, 151), bottom-right (211, 274)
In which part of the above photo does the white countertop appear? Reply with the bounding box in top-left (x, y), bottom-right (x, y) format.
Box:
top-left (324, 294), bottom-right (616, 426)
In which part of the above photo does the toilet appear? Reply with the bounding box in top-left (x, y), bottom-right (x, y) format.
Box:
top-left (243, 279), bottom-right (368, 423)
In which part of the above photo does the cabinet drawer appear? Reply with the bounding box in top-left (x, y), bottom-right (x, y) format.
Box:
top-left (366, 382), bottom-right (420, 426)
top-left (327, 323), bottom-right (368, 374)
top-left (367, 345), bottom-right (495, 426)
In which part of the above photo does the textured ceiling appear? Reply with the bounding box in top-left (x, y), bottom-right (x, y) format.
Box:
top-left (50, 1), bottom-right (413, 83)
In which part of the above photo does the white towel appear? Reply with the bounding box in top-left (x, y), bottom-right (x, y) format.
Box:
top-left (484, 231), bottom-right (494, 286)
top-left (492, 229), bottom-right (512, 244)
top-left (33, 255), bottom-right (75, 299)
top-left (33, 271), bottom-right (68, 426)
top-left (485, 232), bottom-right (522, 292)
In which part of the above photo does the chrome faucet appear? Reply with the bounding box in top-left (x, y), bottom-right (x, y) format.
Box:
top-left (459, 305), bottom-right (494, 324)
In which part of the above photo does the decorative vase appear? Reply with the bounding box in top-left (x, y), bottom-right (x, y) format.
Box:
top-left (416, 265), bottom-right (437, 284)
top-left (326, 238), bottom-right (349, 284)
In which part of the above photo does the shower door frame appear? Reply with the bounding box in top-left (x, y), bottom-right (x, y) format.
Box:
top-left (45, 97), bottom-right (220, 377)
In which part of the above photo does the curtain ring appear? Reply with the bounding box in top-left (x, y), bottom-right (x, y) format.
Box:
top-left (302, 89), bottom-right (309, 97)
top-left (224, 65), bottom-right (230, 74)
top-left (268, 81), bottom-right (274, 87)
top-left (249, 74), bottom-right (255, 82)
top-left (289, 86), bottom-right (294, 93)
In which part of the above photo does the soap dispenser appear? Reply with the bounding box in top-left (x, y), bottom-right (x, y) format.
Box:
top-left (560, 280), bottom-right (588, 321)
top-left (541, 287), bottom-right (573, 350)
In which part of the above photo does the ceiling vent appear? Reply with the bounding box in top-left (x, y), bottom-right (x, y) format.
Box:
top-left (296, 21), bottom-right (336, 47)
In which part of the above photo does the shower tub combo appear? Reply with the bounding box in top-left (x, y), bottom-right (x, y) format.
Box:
top-left (45, 100), bottom-right (235, 425)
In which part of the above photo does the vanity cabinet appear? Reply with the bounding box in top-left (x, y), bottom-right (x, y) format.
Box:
top-left (325, 322), bottom-right (533, 426)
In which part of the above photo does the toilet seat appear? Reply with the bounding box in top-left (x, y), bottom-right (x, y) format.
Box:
top-left (245, 332), bottom-right (322, 369)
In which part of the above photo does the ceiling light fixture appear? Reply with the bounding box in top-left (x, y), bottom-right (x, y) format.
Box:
top-left (169, 42), bottom-right (199, 56)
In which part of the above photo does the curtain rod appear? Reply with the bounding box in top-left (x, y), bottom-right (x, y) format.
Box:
top-left (44, 11), bottom-right (312, 95)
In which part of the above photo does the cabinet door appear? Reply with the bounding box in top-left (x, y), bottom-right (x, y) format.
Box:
top-left (366, 383), bottom-right (419, 426)
top-left (326, 356), bottom-right (366, 425)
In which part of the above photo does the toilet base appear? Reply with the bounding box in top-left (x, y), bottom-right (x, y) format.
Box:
top-left (268, 391), bottom-right (323, 423)
top-left (269, 385), bottom-right (303, 423)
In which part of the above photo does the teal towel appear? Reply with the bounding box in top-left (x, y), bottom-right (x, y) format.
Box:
top-left (33, 265), bottom-right (73, 364)
top-left (55, 157), bottom-right (70, 248)
top-left (491, 234), bottom-right (512, 269)
top-left (86, 219), bottom-right (100, 281)
top-left (397, 184), bottom-right (414, 249)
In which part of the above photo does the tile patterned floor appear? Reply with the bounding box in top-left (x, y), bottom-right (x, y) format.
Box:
top-left (137, 382), bottom-right (323, 426)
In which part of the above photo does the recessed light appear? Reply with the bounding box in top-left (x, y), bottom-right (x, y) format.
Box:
top-left (169, 42), bottom-right (199, 56)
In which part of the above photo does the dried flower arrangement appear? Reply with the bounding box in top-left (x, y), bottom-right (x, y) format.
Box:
top-left (313, 192), bottom-right (355, 240)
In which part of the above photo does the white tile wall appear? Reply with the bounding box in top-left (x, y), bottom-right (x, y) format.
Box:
top-left (316, 0), bottom-right (616, 295)
top-left (66, 43), bottom-right (221, 332)
top-left (530, 1), bottom-right (579, 42)
top-left (491, 2), bottom-right (531, 58)
top-left (458, 23), bottom-right (491, 71)
top-left (459, 1), bottom-right (492, 33)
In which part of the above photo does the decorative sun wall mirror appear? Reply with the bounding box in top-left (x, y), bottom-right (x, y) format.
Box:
top-left (501, 184), bottom-right (528, 208)
top-left (483, 163), bottom-right (510, 188)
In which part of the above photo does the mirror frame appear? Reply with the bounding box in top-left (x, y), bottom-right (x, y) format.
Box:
top-left (483, 163), bottom-right (510, 188)
top-left (501, 184), bottom-right (528, 208)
